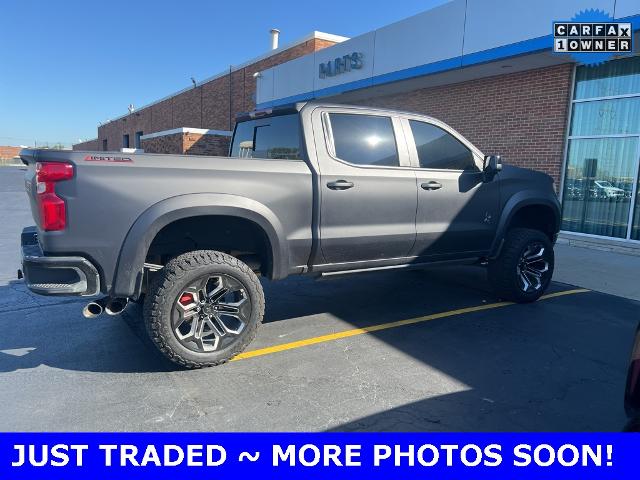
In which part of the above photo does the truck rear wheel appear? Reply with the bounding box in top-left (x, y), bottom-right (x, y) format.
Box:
top-left (143, 250), bottom-right (264, 368)
top-left (488, 228), bottom-right (554, 303)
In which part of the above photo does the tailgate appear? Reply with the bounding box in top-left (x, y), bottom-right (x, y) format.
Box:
top-left (19, 149), bottom-right (41, 228)
top-left (19, 148), bottom-right (90, 238)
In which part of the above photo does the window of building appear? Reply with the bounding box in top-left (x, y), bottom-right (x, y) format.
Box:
top-left (409, 120), bottom-right (475, 170)
top-left (230, 114), bottom-right (301, 160)
top-left (328, 113), bottom-right (399, 167)
top-left (561, 56), bottom-right (640, 241)
top-left (135, 131), bottom-right (143, 149)
top-left (122, 134), bottom-right (130, 149)
top-left (102, 139), bottom-right (108, 151)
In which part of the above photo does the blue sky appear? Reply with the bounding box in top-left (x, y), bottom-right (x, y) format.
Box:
top-left (0, 0), bottom-right (447, 147)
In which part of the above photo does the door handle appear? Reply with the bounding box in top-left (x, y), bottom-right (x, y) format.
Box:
top-left (327, 180), bottom-right (354, 190)
top-left (421, 181), bottom-right (442, 191)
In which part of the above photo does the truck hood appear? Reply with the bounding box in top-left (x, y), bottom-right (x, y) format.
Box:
top-left (499, 163), bottom-right (556, 188)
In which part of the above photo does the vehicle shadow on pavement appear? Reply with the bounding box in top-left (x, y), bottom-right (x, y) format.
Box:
top-left (262, 265), bottom-right (497, 327)
top-left (0, 267), bottom-right (492, 375)
top-left (0, 266), bottom-right (508, 374)
top-left (317, 281), bottom-right (639, 431)
top-left (258, 264), bottom-right (637, 432)
top-left (0, 267), bottom-right (637, 430)
top-left (0, 281), bottom-right (176, 374)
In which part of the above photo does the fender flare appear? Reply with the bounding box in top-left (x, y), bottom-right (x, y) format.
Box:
top-left (111, 193), bottom-right (288, 297)
top-left (489, 190), bottom-right (561, 257)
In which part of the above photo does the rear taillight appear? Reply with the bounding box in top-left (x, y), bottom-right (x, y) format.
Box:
top-left (35, 162), bottom-right (74, 231)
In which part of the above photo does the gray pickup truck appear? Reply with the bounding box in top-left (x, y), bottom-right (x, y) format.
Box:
top-left (19, 102), bottom-right (560, 368)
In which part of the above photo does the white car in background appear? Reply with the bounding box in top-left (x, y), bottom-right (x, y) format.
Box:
top-left (591, 180), bottom-right (626, 200)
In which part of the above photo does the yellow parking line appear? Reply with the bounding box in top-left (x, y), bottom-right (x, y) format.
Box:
top-left (231, 288), bottom-right (591, 362)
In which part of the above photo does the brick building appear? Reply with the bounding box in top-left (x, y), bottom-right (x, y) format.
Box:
top-left (0, 146), bottom-right (22, 160)
top-left (254, 0), bottom-right (640, 246)
top-left (73, 0), bottom-right (640, 247)
top-left (349, 64), bottom-right (574, 186)
top-left (73, 31), bottom-right (346, 156)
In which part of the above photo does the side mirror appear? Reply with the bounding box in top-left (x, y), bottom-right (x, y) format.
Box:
top-left (483, 155), bottom-right (502, 181)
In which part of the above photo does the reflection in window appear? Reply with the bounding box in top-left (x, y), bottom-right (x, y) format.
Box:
top-left (570, 97), bottom-right (640, 136)
top-left (409, 120), bottom-right (476, 170)
top-left (574, 55), bottom-right (640, 100)
top-left (564, 56), bottom-right (640, 241)
top-left (561, 137), bottom-right (637, 238)
top-left (230, 114), bottom-right (301, 160)
top-left (328, 113), bottom-right (399, 167)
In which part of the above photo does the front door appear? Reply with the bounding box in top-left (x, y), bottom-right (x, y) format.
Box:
top-left (404, 118), bottom-right (500, 258)
top-left (315, 110), bottom-right (417, 264)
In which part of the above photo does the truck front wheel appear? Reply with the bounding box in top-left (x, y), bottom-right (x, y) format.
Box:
top-left (143, 250), bottom-right (264, 368)
top-left (488, 228), bottom-right (554, 303)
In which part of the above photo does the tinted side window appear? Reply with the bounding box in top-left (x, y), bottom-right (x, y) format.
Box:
top-left (329, 113), bottom-right (399, 167)
top-left (230, 114), bottom-right (301, 160)
top-left (409, 120), bottom-right (476, 170)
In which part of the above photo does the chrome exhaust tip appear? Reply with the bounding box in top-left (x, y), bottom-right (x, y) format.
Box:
top-left (105, 298), bottom-right (128, 316)
top-left (82, 301), bottom-right (104, 318)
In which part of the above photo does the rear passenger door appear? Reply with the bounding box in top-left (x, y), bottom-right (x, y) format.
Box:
top-left (404, 118), bottom-right (499, 258)
top-left (313, 108), bottom-right (417, 264)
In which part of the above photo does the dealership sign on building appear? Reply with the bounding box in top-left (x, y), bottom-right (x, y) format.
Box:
top-left (318, 52), bottom-right (364, 78)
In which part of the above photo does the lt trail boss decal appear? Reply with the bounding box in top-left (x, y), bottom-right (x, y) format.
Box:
top-left (84, 155), bottom-right (132, 163)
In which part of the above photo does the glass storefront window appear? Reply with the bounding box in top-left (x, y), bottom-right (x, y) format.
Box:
top-left (574, 55), bottom-right (640, 100)
top-left (562, 137), bottom-right (637, 238)
top-left (570, 97), bottom-right (640, 136)
top-left (562, 56), bottom-right (640, 241)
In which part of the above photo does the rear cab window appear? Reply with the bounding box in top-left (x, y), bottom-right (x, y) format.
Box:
top-left (230, 114), bottom-right (302, 160)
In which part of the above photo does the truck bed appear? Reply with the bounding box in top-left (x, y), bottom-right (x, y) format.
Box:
top-left (21, 149), bottom-right (314, 294)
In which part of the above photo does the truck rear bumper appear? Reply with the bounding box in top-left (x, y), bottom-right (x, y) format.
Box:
top-left (20, 226), bottom-right (101, 296)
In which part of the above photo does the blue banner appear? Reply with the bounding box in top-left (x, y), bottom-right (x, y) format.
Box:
top-left (0, 433), bottom-right (637, 479)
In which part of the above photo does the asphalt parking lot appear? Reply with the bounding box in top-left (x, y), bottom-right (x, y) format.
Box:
top-left (0, 166), bottom-right (637, 431)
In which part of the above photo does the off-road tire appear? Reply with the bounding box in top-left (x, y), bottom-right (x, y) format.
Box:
top-left (143, 250), bottom-right (264, 369)
top-left (488, 228), bottom-right (554, 303)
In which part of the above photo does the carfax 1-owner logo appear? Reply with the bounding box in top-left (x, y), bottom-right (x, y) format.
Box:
top-left (553, 9), bottom-right (633, 65)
